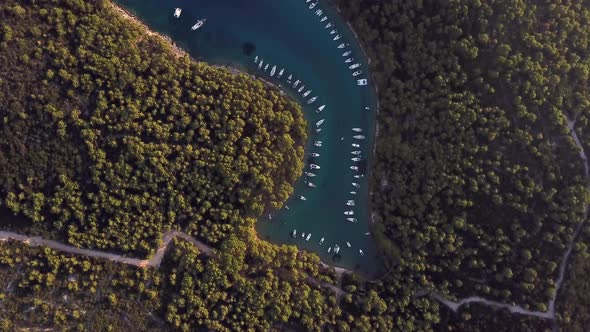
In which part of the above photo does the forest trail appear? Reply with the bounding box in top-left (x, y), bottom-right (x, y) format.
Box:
top-left (0, 230), bottom-right (347, 296)
top-left (420, 117), bottom-right (589, 321)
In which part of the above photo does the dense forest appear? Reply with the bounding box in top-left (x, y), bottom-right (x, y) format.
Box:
top-left (2, 0), bottom-right (590, 330)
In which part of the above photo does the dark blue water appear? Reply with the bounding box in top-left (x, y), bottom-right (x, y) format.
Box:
top-left (115, 0), bottom-right (379, 275)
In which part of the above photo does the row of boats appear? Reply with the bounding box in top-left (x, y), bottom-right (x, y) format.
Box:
top-left (303, 1), bottom-right (368, 86)
top-left (292, 229), bottom-right (366, 256)
top-left (173, 8), bottom-right (206, 30)
top-left (343, 128), bottom-right (366, 222)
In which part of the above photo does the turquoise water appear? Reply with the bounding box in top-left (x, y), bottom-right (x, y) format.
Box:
top-left (115, 0), bottom-right (379, 275)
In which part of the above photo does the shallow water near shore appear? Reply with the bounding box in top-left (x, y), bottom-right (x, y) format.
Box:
top-left (114, 0), bottom-right (379, 275)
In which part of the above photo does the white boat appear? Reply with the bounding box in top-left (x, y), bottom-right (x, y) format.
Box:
top-left (353, 135), bottom-right (366, 140)
top-left (317, 105), bottom-right (326, 112)
top-left (347, 200), bottom-right (355, 206)
top-left (307, 96), bottom-right (317, 104)
top-left (338, 43), bottom-right (348, 49)
top-left (352, 143), bottom-right (360, 148)
top-left (270, 66), bottom-right (276, 76)
top-left (302, 232), bottom-right (306, 238)
top-left (354, 174), bottom-right (364, 178)
top-left (347, 218), bottom-right (357, 223)
top-left (350, 191), bottom-right (357, 195)
top-left (357, 79), bottom-right (368, 86)
top-left (353, 70), bottom-right (362, 77)
top-left (293, 80), bottom-right (300, 88)
top-left (314, 141), bottom-right (322, 147)
top-left (319, 237), bottom-right (325, 245)
top-left (191, 19), bottom-right (206, 31)
top-left (334, 245), bottom-right (340, 254)
top-left (325, 22), bottom-right (333, 29)
top-left (310, 153), bottom-right (320, 157)
top-left (303, 90), bottom-right (312, 97)
top-left (315, 128), bottom-right (322, 133)
top-left (174, 8), bottom-right (182, 18)
top-left (328, 247), bottom-right (332, 253)
top-left (349, 63), bottom-right (361, 70)
top-left (359, 249), bottom-right (364, 256)
top-left (307, 182), bottom-right (316, 188)
top-left (306, 233), bottom-right (312, 241)
top-left (346, 242), bottom-right (351, 248)
top-left (287, 74), bottom-right (293, 82)
top-left (352, 182), bottom-right (360, 188)
top-left (316, 119), bottom-right (325, 127)
top-left (268, 214), bottom-right (272, 220)
top-left (309, 2), bottom-right (317, 9)
top-left (254, 56), bottom-right (259, 63)
top-left (334, 35), bottom-right (341, 41)
top-left (345, 58), bottom-right (354, 63)
top-left (350, 166), bottom-right (359, 171)
top-left (292, 229), bottom-right (297, 237)
top-left (315, 9), bottom-right (323, 16)
top-left (342, 51), bottom-right (351, 57)
top-left (298, 86), bottom-right (305, 93)
top-left (310, 164), bottom-right (320, 169)
top-left (258, 60), bottom-right (264, 69)
top-left (299, 195), bottom-right (307, 201)
top-left (264, 64), bottom-right (269, 71)
top-left (351, 151), bottom-right (361, 155)
top-left (330, 29), bottom-right (337, 35)
top-left (344, 211), bottom-right (354, 216)
top-left (285, 205), bottom-right (290, 210)
top-left (353, 128), bottom-right (363, 132)
top-left (365, 232), bottom-right (370, 236)
top-left (305, 172), bottom-right (316, 177)
top-left (352, 158), bottom-right (361, 162)
top-left (321, 16), bottom-right (327, 22)
top-left (278, 68), bottom-right (284, 78)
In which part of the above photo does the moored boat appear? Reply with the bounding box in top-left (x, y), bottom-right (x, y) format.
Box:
top-left (349, 63), bottom-right (361, 70)
top-left (317, 105), bottom-right (326, 112)
top-left (352, 182), bottom-right (360, 188)
top-left (351, 157), bottom-right (361, 162)
top-left (316, 119), bottom-right (325, 127)
top-left (174, 8), bottom-right (182, 18)
top-left (299, 195), bottom-right (307, 201)
top-left (278, 68), bottom-right (284, 78)
top-left (191, 19), bottom-right (206, 31)
top-left (346, 242), bottom-right (351, 248)
top-left (319, 237), bottom-right (325, 245)
top-left (347, 218), bottom-right (357, 223)
top-left (347, 200), bottom-right (355, 206)
top-left (298, 85), bottom-right (305, 93)
top-left (303, 90), bottom-right (312, 97)
top-left (353, 135), bottom-right (366, 140)
top-left (310, 164), bottom-right (320, 169)
top-left (357, 79), bottom-right (368, 86)
top-left (344, 210), bottom-right (354, 216)
top-left (258, 60), bottom-right (264, 69)
top-left (314, 141), bottom-right (322, 147)
top-left (310, 153), bottom-right (320, 157)
top-left (353, 70), bottom-right (362, 77)
top-left (351, 151), bottom-right (361, 155)
top-left (352, 128), bottom-right (363, 132)
top-left (270, 65), bottom-right (276, 76)
top-left (334, 35), bottom-right (341, 41)
top-left (352, 143), bottom-right (360, 148)
top-left (307, 96), bottom-right (317, 104)
top-left (305, 172), bottom-right (316, 177)
top-left (306, 233), bottom-right (312, 241)
top-left (321, 16), bottom-right (327, 22)
top-left (350, 166), bottom-right (359, 171)
top-left (342, 51), bottom-right (351, 57)
top-left (359, 249), bottom-right (364, 256)
top-left (254, 56), bottom-right (259, 63)
top-left (292, 229), bottom-right (297, 237)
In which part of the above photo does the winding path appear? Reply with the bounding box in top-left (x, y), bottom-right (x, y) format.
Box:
top-left (418, 117), bottom-right (589, 321)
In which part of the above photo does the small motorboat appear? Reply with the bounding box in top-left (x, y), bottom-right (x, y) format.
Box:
top-left (357, 79), bottom-right (368, 86)
top-left (349, 63), bottom-right (361, 70)
top-left (344, 211), bottom-right (354, 216)
top-left (278, 68), bottom-right (284, 78)
top-left (334, 35), bottom-right (341, 41)
top-left (310, 164), bottom-right (320, 170)
top-left (354, 174), bottom-right (364, 178)
top-left (303, 90), bottom-right (312, 97)
top-left (298, 85), bottom-right (305, 93)
top-left (316, 119), bottom-right (325, 127)
top-left (342, 51), bottom-right (351, 57)
top-left (309, 2), bottom-right (317, 9)
top-left (347, 218), bottom-right (357, 223)
top-left (302, 232), bottom-right (306, 238)
top-left (314, 141), bottom-right (322, 147)
top-left (328, 247), bottom-right (332, 253)
top-left (350, 166), bottom-right (359, 171)
top-left (174, 8), bottom-right (182, 18)
top-left (264, 64), bottom-right (269, 71)
top-left (191, 19), bottom-right (206, 31)
top-left (334, 245), bottom-right (340, 254)
top-left (258, 60), bottom-right (264, 69)
top-left (319, 237), bottom-right (325, 245)
top-left (354, 135), bottom-right (366, 140)
top-left (352, 143), bottom-right (360, 148)
top-left (330, 29), bottom-right (337, 35)
top-left (345, 58), bottom-right (354, 63)
top-left (285, 205), bottom-right (290, 210)
top-left (317, 105), bottom-right (326, 112)
top-left (287, 74), bottom-right (293, 82)
top-left (365, 232), bottom-right (370, 236)
top-left (352, 158), bottom-right (361, 162)
top-left (307, 96), bottom-right (317, 104)
top-left (268, 214), bottom-right (272, 220)
top-left (315, 9), bottom-right (323, 16)
top-left (353, 70), bottom-right (363, 77)
top-left (310, 153), bottom-right (320, 157)
top-left (352, 182), bottom-right (360, 188)
top-left (338, 43), bottom-right (348, 49)
top-left (321, 16), bottom-right (327, 22)
top-left (299, 195), bottom-right (307, 201)
top-left (352, 128), bottom-right (363, 132)
top-left (292, 229), bottom-right (297, 237)
top-left (350, 191), bottom-right (357, 195)
top-left (351, 151), bottom-right (362, 155)
top-left (325, 22), bottom-right (333, 29)
top-left (254, 56), bottom-right (259, 63)
top-left (305, 172), bottom-right (316, 177)
top-left (347, 200), bottom-right (355, 207)
top-left (346, 242), bottom-right (351, 248)
top-left (307, 182), bottom-right (316, 188)
top-left (315, 128), bottom-right (322, 133)
top-left (270, 65), bottom-right (276, 76)
top-left (359, 249), bottom-right (364, 256)
top-left (306, 233), bottom-right (312, 241)
top-left (293, 80), bottom-right (300, 88)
